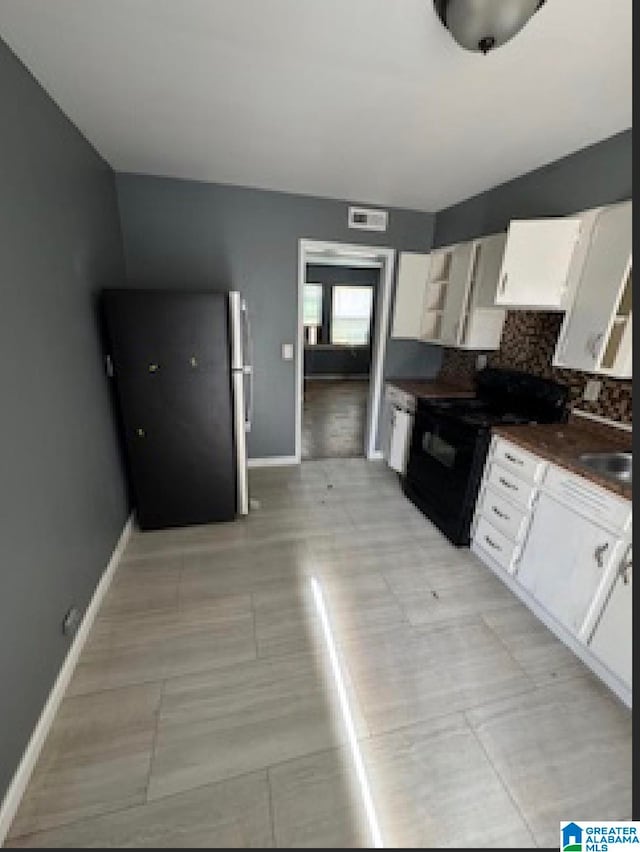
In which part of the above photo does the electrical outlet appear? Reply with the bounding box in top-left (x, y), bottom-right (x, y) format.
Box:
top-left (476, 354), bottom-right (488, 370)
top-left (583, 379), bottom-right (602, 402)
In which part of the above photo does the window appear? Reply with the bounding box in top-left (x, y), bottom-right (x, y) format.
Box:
top-left (303, 284), bottom-right (323, 327)
top-left (331, 286), bottom-right (374, 345)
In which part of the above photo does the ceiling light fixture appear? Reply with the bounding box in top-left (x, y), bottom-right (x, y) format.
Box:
top-left (433, 0), bottom-right (546, 54)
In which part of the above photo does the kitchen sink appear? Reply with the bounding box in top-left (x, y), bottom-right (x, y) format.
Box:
top-left (577, 452), bottom-right (632, 485)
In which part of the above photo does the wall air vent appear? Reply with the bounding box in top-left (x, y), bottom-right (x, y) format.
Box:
top-left (348, 206), bottom-right (388, 232)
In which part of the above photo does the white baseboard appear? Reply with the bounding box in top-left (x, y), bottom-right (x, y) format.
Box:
top-left (248, 456), bottom-right (299, 468)
top-left (367, 450), bottom-right (384, 461)
top-left (0, 514), bottom-right (134, 846)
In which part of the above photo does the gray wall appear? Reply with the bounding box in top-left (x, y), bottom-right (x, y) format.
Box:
top-left (116, 174), bottom-right (441, 457)
top-left (0, 40), bottom-right (128, 798)
top-left (434, 129), bottom-right (633, 246)
top-left (305, 347), bottom-right (372, 377)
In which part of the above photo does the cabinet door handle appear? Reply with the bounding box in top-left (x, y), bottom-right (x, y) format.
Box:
top-left (586, 332), bottom-right (604, 359)
top-left (594, 542), bottom-right (609, 568)
top-left (485, 535), bottom-right (502, 551)
top-left (618, 548), bottom-right (632, 584)
top-left (504, 452), bottom-right (523, 466)
top-left (499, 477), bottom-right (517, 491)
top-left (499, 272), bottom-right (508, 294)
top-left (492, 505), bottom-right (509, 521)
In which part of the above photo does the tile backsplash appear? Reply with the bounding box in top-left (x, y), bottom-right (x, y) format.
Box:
top-left (439, 311), bottom-right (632, 424)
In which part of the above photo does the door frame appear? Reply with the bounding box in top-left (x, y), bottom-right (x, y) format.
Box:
top-left (296, 239), bottom-right (396, 462)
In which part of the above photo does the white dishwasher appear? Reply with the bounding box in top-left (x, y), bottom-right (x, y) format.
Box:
top-left (382, 384), bottom-right (415, 474)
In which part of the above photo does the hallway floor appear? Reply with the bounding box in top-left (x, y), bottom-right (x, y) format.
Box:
top-left (7, 461), bottom-right (631, 848)
top-left (302, 379), bottom-right (368, 460)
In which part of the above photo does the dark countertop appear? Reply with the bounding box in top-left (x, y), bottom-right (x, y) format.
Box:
top-left (386, 378), bottom-right (475, 399)
top-left (494, 417), bottom-right (632, 500)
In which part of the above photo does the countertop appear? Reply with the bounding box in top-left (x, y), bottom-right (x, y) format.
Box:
top-left (386, 378), bottom-right (475, 399)
top-left (493, 417), bottom-right (632, 500)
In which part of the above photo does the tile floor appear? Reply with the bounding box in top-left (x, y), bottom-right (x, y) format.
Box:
top-left (7, 460), bottom-right (631, 848)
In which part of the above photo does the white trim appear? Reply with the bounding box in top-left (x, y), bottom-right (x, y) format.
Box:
top-left (248, 455), bottom-right (299, 468)
top-left (0, 514), bottom-right (134, 846)
top-left (297, 239), bottom-right (396, 463)
top-left (368, 450), bottom-right (384, 461)
top-left (305, 255), bottom-right (383, 269)
top-left (571, 407), bottom-right (632, 432)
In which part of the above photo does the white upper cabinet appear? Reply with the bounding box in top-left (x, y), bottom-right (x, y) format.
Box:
top-left (458, 233), bottom-right (507, 350)
top-left (439, 242), bottom-right (475, 344)
top-left (422, 235), bottom-right (507, 350)
top-left (495, 217), bottom-right (582, 309)
top-left (419, 244), bottom-right (454, 342)
top-left (553, 200), bottom-right (632, 378)
top-left (391, 236), bottom-right (508, 350)
top-left (391, 252), bottom-right (431, 339)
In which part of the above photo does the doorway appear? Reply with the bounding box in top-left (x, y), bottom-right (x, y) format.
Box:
top-left (296, 241), bottom-right (396, 462)
top-left (302, 267), bottom-right (376, 459)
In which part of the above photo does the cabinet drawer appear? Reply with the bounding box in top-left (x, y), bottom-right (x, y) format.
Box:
top-left (543, 464), bottom-right (631, 533)
top-left (474, 517), bottom-right (519, 573)
top-left (486, 463), bottom-right (536, 510)
top-left (477, 487), bottom-right (530, 542)
top-left (492, 438), bottom-right (546, 483)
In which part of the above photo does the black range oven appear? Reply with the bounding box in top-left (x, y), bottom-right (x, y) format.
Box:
top-left (402, 368), bottom-right (569, 546)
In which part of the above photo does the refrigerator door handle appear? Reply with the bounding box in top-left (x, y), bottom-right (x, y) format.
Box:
top-left (229, 292), bottom-right (249, 515)
top-left (229, 291), bottom-right (243, 371)
top-left (241, 299), bottom-right (254, 432)
top-left (231, 370), bottom-right (249, 515)
top-left (243, 365), bottom-right (254, 432)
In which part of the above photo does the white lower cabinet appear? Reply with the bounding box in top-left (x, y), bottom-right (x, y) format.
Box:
top-left (473, 437), bottom-right (546, 571)
top-left (486, 463), bottom-right (537, 510)
top-left (588, 545), bottom-right (632, 687)
top-left (474, 515), bottom-right (519, 573)
top-left (514, 492), bottom-right (619, 637)
top-left (472, 435), bottom-right (632, 704)
top-left (476, 487), bottom-right (530, 542)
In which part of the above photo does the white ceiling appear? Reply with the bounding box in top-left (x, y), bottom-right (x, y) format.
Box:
top-left (0, 0), bottom-right (632, 211)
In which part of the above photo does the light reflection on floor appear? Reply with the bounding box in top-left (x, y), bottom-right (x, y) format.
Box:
top-left (310, 575), bottom-right (384, 848)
